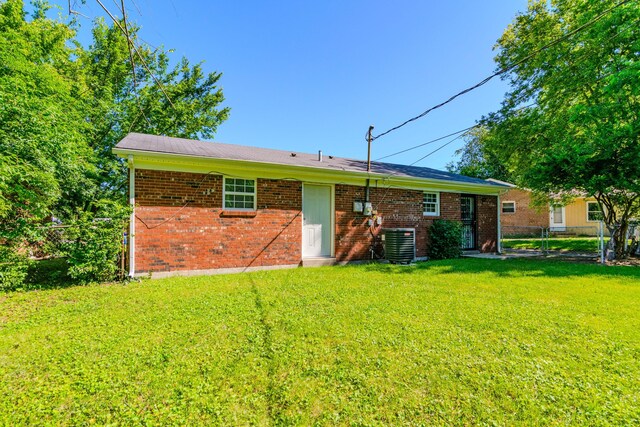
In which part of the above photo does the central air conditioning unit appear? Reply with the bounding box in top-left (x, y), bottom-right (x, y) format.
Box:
top-left (382, 228), bottom-right (416, 264)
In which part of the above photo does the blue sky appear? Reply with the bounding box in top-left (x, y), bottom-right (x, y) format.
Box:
top-left (60, 0), bottom-right (528, 170)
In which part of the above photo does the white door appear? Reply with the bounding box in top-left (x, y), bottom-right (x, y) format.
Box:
top-left (302, 184), bottom-right (332, 257)
top-left (549, 206), bottom-right (566, 231)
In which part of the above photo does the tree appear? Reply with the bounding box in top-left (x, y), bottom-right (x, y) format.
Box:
top-left (483, 0), bottom-right (640, 259)
top-left (446, 126), bottom-right (512, 182)
top-left (0, 0), bottom-right (95, 239)
top-left (80, 18), bottom-right (230, 197)
top-left (0, 0), bottom-right (230, 285)
top-left (0, 0), bottom-right (230, 222)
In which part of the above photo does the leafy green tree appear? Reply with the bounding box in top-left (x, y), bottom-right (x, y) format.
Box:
top-left (0, 0), bottom-right (95, 238)
top-left (1, 0), bottom-right (230, 285)
top-left (446, 126), bottom-right (512, 182)
top-left (484, 0), bottom-right (640, 258)
top-left (80, 19), bottom-right (230, 197)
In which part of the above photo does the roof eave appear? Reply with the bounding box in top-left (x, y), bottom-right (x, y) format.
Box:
top-left (113, 147), bottom-right (506, 195)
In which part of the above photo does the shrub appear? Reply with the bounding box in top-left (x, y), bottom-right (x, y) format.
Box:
top-left (0, 247), bottom-right (32, 291)
top-left (428, 219), bottom-right (463, 260)
top-left (66, 200), bottom-right (130, 284)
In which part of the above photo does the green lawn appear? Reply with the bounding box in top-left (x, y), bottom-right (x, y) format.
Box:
top-left (1, 259), bottom-right (639, 425)
top-left (503, 236), bottom-right (601, 252)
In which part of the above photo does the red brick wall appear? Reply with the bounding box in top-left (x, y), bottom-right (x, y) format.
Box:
top-left (500, 188), bottom-right (548, 230)
top-left (335, 185), bottom-right (470, 261)
top-left (134, 169), bottom-right (302, 273)
top-left (133, 170), bottom-right (500, 273)
top-left (477, 195), bottom-right (498, 252)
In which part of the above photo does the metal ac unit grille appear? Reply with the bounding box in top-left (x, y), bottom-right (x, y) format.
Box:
top-left (382, 228), bottom-right (416, 264)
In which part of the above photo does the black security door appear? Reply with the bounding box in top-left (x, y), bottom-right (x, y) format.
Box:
top-left (460, 195), bottom-right (476, 250)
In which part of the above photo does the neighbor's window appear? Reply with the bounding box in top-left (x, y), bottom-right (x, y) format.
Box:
top-left (223, 177), bottom-right (256, 210)
top-left (423, 192), bottom-right (440, 216)
top-left (502, 201), bottom-right (516, 213)
top-left (587, 201), bottom-right (603, 221)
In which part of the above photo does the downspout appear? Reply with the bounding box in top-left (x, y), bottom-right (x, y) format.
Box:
top-left (365, 125), bottom-right (374, 210)
top-left (496, 188), bottom-right (510, 254)
top-left (496, 192), bottom-right (502, 254)
top-left (128, 155), bottom-right (135, 277)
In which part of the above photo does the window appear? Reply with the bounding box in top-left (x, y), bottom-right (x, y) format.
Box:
top-left (223, 177), bottom-right (256, 210)
top-left (423, 192), bottom-right (440, 216)
top-left (587, 201), bottom-right (603, 222)
top-left (502, 201), bottom-right (516, 213)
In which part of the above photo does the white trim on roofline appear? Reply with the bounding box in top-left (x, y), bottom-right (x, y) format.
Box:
top-left (113, 148), bottom-right (507, 196)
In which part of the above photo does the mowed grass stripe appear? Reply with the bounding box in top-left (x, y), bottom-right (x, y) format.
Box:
top-left (1, 259), bottom-right (639, 425)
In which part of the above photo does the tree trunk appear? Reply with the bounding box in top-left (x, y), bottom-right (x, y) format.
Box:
top-left (606, 222), bottom-right (630, 260)
top-left (605, 225), bottom-right (616, 261)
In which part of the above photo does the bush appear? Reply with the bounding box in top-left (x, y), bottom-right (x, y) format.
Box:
top-left (0, 247), bottom-right (32, 291)
top-left (428, 219), bottom-right (463, 260)
top-left (66, 201), bottom-right (130, 284)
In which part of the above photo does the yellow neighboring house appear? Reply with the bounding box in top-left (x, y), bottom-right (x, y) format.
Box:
top-left (488, 180), bottom-right (603, 235)
top-left (549, 196), bottom-right (602, 233)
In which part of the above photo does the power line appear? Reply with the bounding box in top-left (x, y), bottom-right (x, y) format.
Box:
top-left (371, 0), bottom-right (633, 141)
top-left (374, 125), bottom-right (478, 161)
top-left (95, 0), bottom-right (177, 110)
top-left (372, 13), bottom-right (638, 164)
top-left (407, 134), bottom-right (465, 168)
top-left (376, 102), bottom-right (537, 162)
top-left (370, 134), bottom-right (468, 211)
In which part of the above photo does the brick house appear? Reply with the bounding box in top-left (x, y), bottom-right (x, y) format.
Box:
top-left (114, 133), bottom-right (508, 277)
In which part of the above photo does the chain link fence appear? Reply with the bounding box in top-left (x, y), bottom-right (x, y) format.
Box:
top-left (501, 222), bottom-right (640, 263)
top-left (1, 220), bottom-right (128, 289)
top-left (34, 221), bottom-right (128, 279)
top-left (500, 223), bottom-right (605, 262)
top-left (500, 226), bottom-right (548, 256)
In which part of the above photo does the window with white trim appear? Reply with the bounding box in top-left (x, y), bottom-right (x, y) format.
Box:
top-left (502, 201), bottom-right (516, 213)
top-left (223, 177), bottom-right (256, 210)
top-left (423, 192), bottom-right (440, 216)
top-left (587, 201), bottom-right (603, 222)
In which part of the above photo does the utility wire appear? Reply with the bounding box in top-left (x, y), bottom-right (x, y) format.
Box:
top-left (371, 0), bottom-right (633, 141)
top-left (95, 0), bottom-right (177, 110)
top-left (371, 25), bottom-right (638, 210)
top-left (376, 103), bottom-right (536, 162)
top-left (408, 134), bottom-right (465, 168)
top-left (120, 0), bottom-right (136, 88)
top-left (374, 125), bottom-right (478, 161)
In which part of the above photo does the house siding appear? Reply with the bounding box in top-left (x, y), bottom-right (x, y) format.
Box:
top-left (500, 188), bottom-right (599, 235)
top-left (565, 198), bottom-right (599, 230)
top-left (133, 169), bottom-right (499, 274)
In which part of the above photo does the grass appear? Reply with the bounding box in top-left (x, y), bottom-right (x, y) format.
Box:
top-left (1, 259), bottom-right (639, 425)
top-left (503, 236), bottom-right (601, 252)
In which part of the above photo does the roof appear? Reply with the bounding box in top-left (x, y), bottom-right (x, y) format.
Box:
top-left (114, 132), bottom-right (508, 188)
top-left (485, 178), bottom-right (517, 187)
